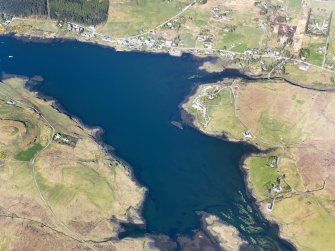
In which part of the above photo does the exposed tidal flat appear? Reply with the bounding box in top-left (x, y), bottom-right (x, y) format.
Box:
top-left (0, 36), bottom-right (295, 250)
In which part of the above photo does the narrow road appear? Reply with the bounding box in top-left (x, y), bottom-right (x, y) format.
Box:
top-left (117, 0), bottom-right (197, 40)
top-left (9, 14), bottom-right (335, 76)
top-left (0, 206), bottom-right (83, 244)
top-left (226, 80), bottom-right (333, 215)
top-left (322, 34), bottom-right (330, 68)
top-left (171, 46), bottom-right (335, 74)
top-left (267, 59), bottom-right (288, 79)
top-left (68, 0), bottom-right (197, 40)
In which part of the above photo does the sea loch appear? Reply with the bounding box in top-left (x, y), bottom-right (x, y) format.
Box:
top-left (0, 36), bottom-right (294, 250)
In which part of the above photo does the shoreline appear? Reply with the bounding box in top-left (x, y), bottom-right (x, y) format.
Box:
top-left (1, 35), bottom-right (235, 249)
top-left (31, 82), bottom-right (149, 230)
top-left (1, 72), bottom-right (149, 240)
top-left (198, 211), bottom-right (252, 251)
top-left (179, 80), bottom-right (298, 250)
top-left (1, 32), bottom-right (203, 61)
top-left (2, 34), bottom-right (296, 249)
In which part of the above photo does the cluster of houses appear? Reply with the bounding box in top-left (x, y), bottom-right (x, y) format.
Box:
top-left (190, 86), bottom-right (228, 128)
top-left (191, 96), bottom-right (211, 127)
top-left (210, 7), bottom-right (231, 20)
top-left (53, 132), bottom-right (78, 147)
top-left (114, 35), bottom-right (179, 51)
top-left (12, 3), bottom-right (327, 74)
top-left (61, 25), bottom-right (182, 53)
top-left (67, 23), bottom-right (83, 33)
top-left (266, 157), bottom-right (283, 212)
top-left (164, 17), bottom-right (184, 30)
top-left (65, 22), bottom-right (95, 39)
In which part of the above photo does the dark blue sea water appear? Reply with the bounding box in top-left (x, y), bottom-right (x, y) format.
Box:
top-left (0, 36), bottom-right (294, 250)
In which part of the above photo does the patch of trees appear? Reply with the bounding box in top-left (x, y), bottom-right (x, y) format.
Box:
top-left (299, 48), bottom-right (310, 59)
top-left (0, 0), bottom-right (109, 25)
top-left (49, 0), bottom-right (109, 25)
top-left (0, 0), bottom-right (47, 17)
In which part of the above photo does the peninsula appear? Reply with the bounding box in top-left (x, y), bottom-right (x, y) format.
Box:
top-left (183, 78), bottom-right (335, 250)
top-left (0, 0), bottom-right (334, 250)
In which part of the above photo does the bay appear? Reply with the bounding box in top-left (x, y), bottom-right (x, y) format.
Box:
top-left (0, 36), bottom-right (294, 250)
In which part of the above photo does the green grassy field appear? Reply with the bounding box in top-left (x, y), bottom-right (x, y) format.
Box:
top-left (0, 108), bottom-right (9, 115)
top-left (280, 159), bottom-right (304, 191)
top-left (184, 8), bottom-right (211, 28)
top-left (185, 86), bottom-right (246, 139)
top-left (258, 111), bottom-right (303, 146)
top-left (36, 171), bottom-right (76, 207)
top-left (247, 156), bottom-right (280, 200)
top-left (15, 143), bottom-right (43, 161)
top-left (287, 0), bottom-right (303, 16)
top-left (215, 26), bottom-right (263, 51)
top-left (99, 0), bottom-right (190, 36)
top-left (306, 43), bottom-right (325, 66)
top-left (180, 32), bottom-right (196, 47)
top-left (205, 88), bottom-right (246, 138)
top-left (63, 166), bottom-right (115, 210)
top-left (36, 165), bottom-right (115, 210)
top-left (284, 62), bottom-right (335, 87)
top-left (273, 195), bottom-right (335, 251)
top-left (8, 162), bottom-right (36, 194)
top-left (0, 77), bottom-right (147, 249)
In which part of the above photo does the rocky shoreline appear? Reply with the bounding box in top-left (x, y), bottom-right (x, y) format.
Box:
top-left (0, 74), bottom-right (160, 250)
top-left (180, 81), bottom-right (298, 250)
top-left (199, 212), bottom-right (250, 251)
top-left (1, 33), bottom-right (297, 249)
top-left (27, 75), bottom-right (148, 228)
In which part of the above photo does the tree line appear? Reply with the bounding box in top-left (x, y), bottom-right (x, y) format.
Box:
top-left (0, 0), bottom-right (47, 17)
top-left (0, 0), bottom-right (109, 25)
top-left (49, 0), bottom-right (109, 25)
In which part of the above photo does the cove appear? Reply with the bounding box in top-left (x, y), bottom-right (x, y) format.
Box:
top-left (0, 36), bottom-right (294, 250)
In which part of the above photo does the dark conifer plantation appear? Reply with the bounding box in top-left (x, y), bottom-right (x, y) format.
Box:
top-left (49, 0), bottom-right (109, 25)
top-left (0, 0), bottom-right (47, 16)
top-left (0, 0), bottom-right (109, 25)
